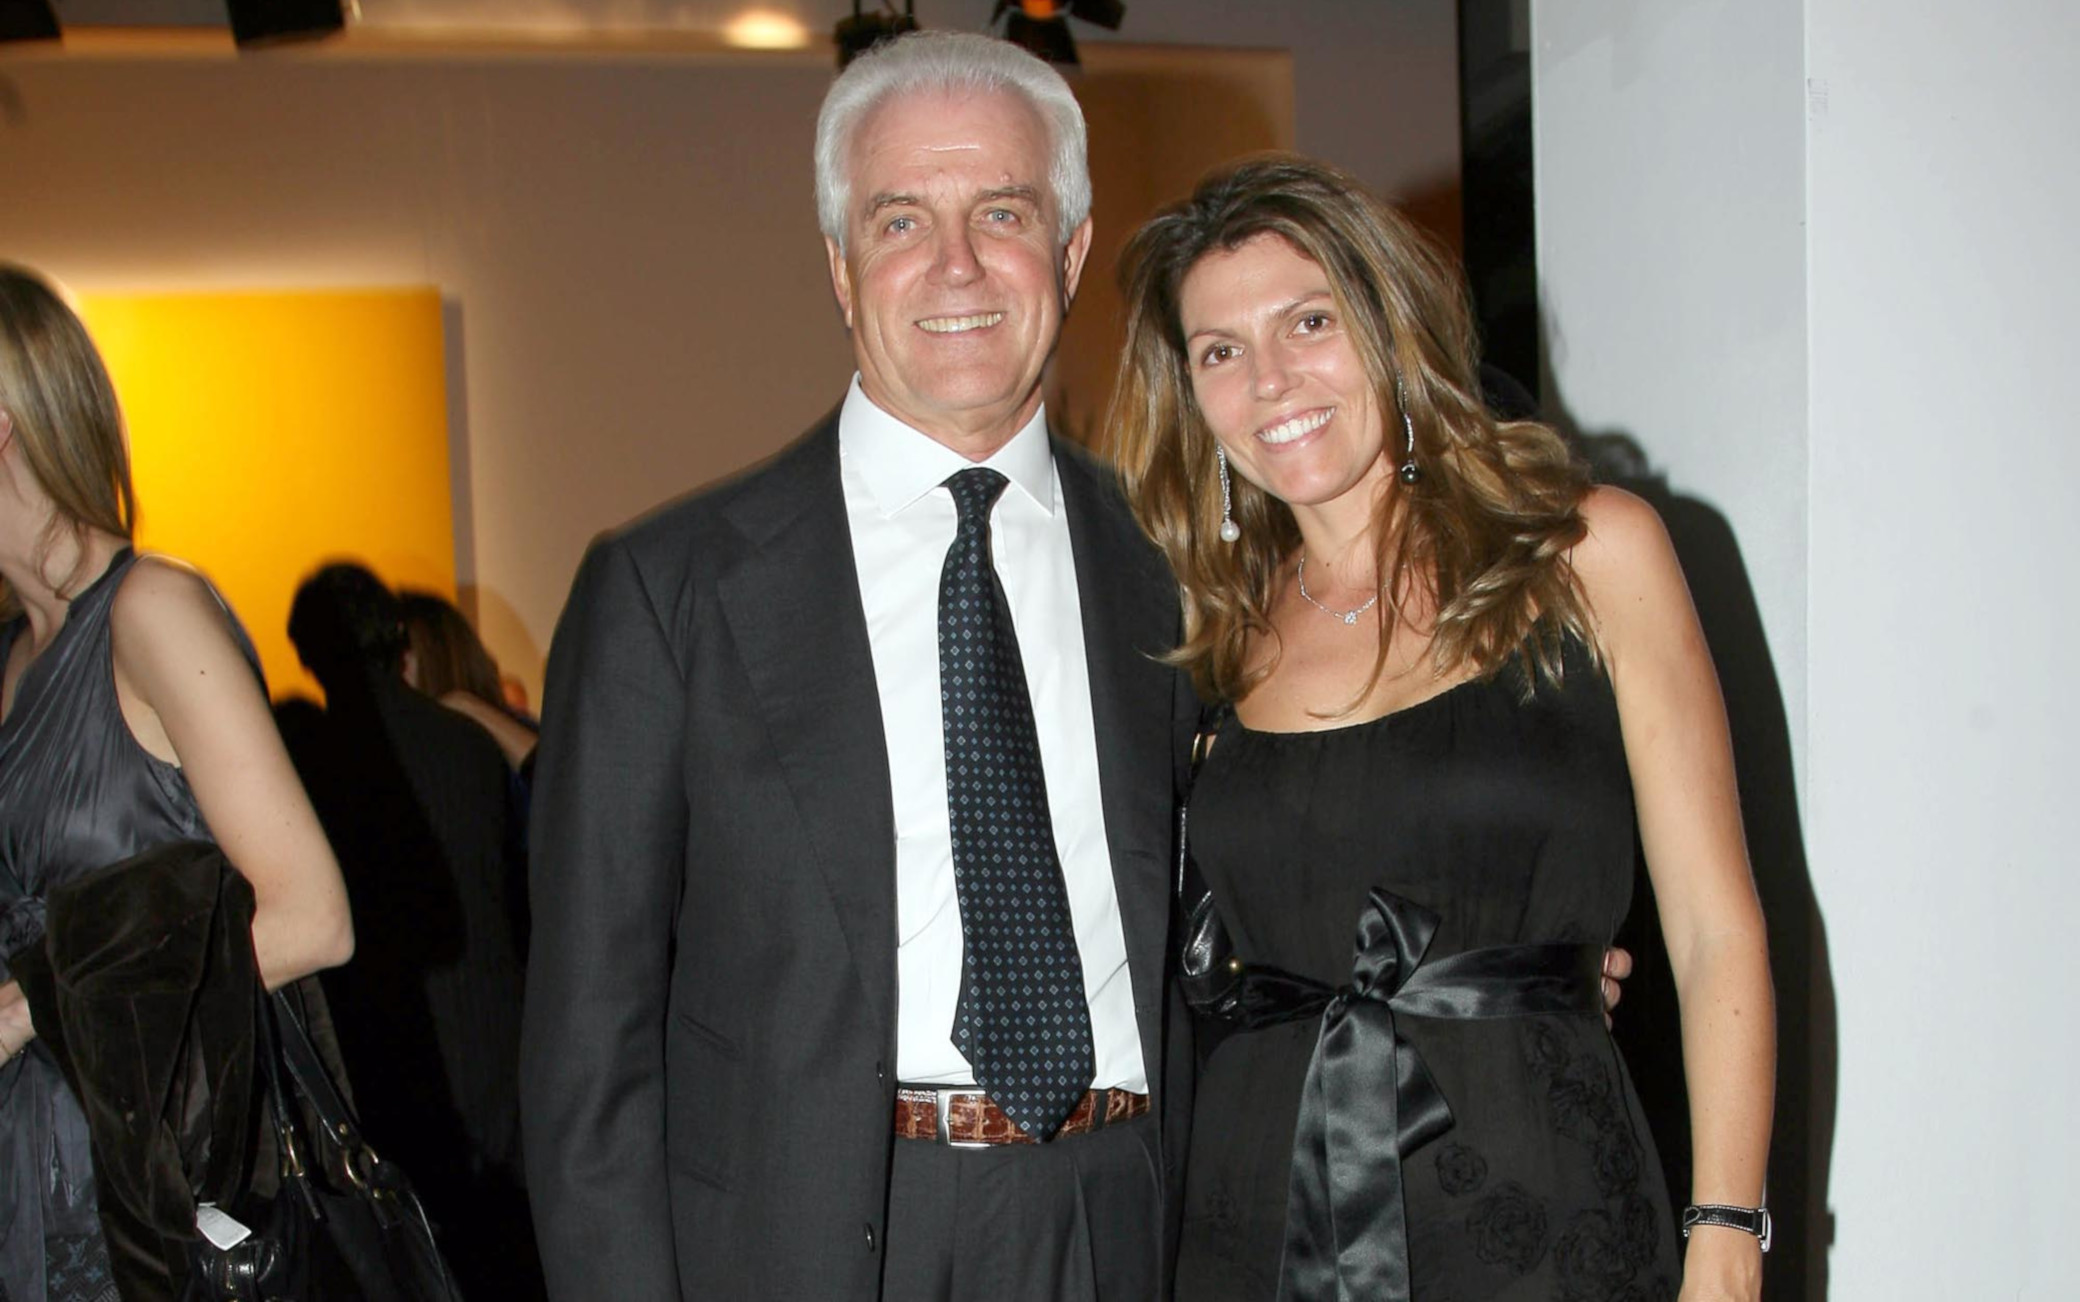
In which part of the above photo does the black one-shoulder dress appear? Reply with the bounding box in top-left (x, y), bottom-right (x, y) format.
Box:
top-left (1178, 640), bottom-right (1681, 1301)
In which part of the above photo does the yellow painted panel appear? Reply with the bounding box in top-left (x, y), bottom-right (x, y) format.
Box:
top-left (77, 290), bottom-right (453, 702)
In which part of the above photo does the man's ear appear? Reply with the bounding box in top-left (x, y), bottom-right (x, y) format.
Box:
top-left (1059, 217), bottom-right (1095, 311)
top-left (825, 236), bottom-right (855, 330)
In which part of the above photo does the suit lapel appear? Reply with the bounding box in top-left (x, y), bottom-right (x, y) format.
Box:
top-left (716, 423), bottom-right (899, 1039)
top-left (1055, 442), bottom-right (1180, 1082)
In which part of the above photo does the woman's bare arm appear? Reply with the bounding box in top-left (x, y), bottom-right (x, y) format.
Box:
top-left (111, 557), bottom-right (353, 989)
top-left (438, 689), bottom-right (538, 769)
top-left (1575, 487), bottom-right (1774, 1302)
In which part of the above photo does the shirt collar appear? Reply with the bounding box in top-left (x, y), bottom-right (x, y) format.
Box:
top-left (838, 375), bottom-right (1057, 518)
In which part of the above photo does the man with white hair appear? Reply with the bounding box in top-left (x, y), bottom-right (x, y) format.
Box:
top-left (520, 31), bottom-right (1190, 1300)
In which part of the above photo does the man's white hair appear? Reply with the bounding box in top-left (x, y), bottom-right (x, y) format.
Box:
top-left (814, 31), bottom-right (1091, 252)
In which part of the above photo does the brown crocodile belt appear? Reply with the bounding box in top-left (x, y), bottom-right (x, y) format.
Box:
top-left (892, 1086), bottom-right (1150, 1145)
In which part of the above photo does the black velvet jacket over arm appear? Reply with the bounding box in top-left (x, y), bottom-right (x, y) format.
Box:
top-left (8, 840), bottom-right (261, 1302)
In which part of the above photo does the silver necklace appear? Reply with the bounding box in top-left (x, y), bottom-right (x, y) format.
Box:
top-left (1295, 554), bottom-right (1381, 627)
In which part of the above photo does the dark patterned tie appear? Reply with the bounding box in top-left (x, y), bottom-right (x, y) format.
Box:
top-left (938, 467), bottom-right (1095, 1141)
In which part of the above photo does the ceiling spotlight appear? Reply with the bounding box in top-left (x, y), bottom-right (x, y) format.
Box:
top-left (224, 0), bottom-right (346, 48)
top-left (0, 0), bottom-right (60, 43)
top-left (725, 9), bottom-right (813, 51)
top-left (836, 1), bottom-right (918, 69)
top-left (993, 0), bottom-right (1125, 68)
top-left (1067, 0), bottom-right (1125, 30)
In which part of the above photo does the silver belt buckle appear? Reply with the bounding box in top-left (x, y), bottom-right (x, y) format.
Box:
top-left (934, 1087), bottom-right (991, 1149)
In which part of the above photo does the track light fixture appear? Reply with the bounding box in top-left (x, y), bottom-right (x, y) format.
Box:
top-left (1066, 0), bottom-right (1125, 29)
top-left (836, 1), bottom-right (919, 68)
top-left (0, 0), bottom-right (60, 44)
top-left (992, 0), bottom-right (1125, 68)
top-left (225, 0), bottom-right (346, 48)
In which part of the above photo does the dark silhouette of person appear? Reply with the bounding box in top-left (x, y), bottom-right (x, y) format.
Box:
top-left (282, 562), bottom-right (542, 1299)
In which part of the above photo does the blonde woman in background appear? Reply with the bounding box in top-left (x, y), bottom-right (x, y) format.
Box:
top-left (0, 266), bottom-right (353, 1301)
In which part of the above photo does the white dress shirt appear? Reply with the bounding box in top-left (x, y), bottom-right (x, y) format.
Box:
top-left (838, 378), bottom-right (1148, 1092)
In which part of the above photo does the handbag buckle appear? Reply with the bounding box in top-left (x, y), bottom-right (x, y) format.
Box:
top-left (278, 1122), bottom-right (308, 1179)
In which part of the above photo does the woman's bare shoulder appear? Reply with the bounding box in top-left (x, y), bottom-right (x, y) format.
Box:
top-left (1569, 485), bottom-right (1684, 601)
top-left (110, 552), bottom-right (217, 615)
top-left (107, 554), bottom-right (245, 677)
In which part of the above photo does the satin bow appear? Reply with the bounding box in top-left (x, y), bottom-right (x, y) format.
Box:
top-left (1269, 889), bottom-right (1603, 1302)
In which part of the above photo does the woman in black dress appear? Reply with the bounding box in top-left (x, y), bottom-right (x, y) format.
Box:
top-left (1110, 158), bottom-right (1773, 1300)
top-left (0, 266), bottom-right (355, 1300)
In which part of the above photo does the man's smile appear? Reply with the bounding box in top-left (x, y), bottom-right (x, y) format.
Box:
top-left (916, 312), bottom-right (1006, 334)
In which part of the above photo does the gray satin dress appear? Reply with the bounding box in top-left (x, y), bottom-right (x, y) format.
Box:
top-left (0, 549), bottom-right (245, 1302)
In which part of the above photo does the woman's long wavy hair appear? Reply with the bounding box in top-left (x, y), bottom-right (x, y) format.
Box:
top-left (1107, 155), bottom-right (1593, 708)
top-left (0, 266), bottom-right (136, 618)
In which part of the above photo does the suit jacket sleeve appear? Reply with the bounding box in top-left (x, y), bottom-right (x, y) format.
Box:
top-left (521, 535), bottom-right (690, 1301)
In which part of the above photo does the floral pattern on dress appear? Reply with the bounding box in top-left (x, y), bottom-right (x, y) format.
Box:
top-left (45, 1232), bottom-right (119, 1302)
top-left (1526, 1023), bottom-right (1677, 1300)
top-left (1465, 1180), bottom-right (1548, 1275)
top-left (1434, 1142), bottom-right (1490, 1197)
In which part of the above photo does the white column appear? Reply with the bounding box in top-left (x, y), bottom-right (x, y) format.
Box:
top-left (1536, 0), bottom-right (2080, 1295)
top-left (1805, 2), bottom-right (2080, 1296)
top-left (1532, 0), bottom-right (1810, 757)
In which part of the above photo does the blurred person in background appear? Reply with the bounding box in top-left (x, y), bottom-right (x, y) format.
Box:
top-left (285, 563), bottom-right (540, 1299)
top-left (399, 589), bottom-right (538, 773)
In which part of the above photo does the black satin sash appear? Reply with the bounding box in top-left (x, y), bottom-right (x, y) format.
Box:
top-left (1247, 889), bottom-right (1604, 1302)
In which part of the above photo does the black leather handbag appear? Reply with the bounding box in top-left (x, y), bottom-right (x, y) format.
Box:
top-left (1178, 712), bottom-right (1256, 1049)
top-left (1176, 710), bottom-right (1322, 1053)
top-left (186, 990), bottom-right (464, 1302)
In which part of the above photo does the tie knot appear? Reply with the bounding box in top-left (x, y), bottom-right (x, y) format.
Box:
top-left (944, 467), bottom-right (1010, 534)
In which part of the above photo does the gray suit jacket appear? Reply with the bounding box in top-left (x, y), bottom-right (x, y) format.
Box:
top-left (520, 416), bottom-right (1194, 1300)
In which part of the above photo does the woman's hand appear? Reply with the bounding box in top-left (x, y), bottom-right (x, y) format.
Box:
top-left (1601, 945), bottom-right (1633, 1027)
top-left (0, 978), bottom-right (34, 1060)
top-left (1678, 1223), bottom-right (1765, 1301)
top-left (109, 558), bottom-right (354, 987)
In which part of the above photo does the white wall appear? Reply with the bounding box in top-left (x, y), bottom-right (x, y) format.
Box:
top-left (357, 0), bottom-right (1464, 219)
top-left (20, 2), bottom-right (1455, 699)
top-left (0, 52), bottom-right (856, 696)
top-left (1805, 2), bottom-right (2080, 1295)
top-left (1533, 0), bottom-right (1809, 764)
top-left (1536, 0), bottom-right (2080, 1295)
top-left (0, 40), bottom-right (1290, 699)
top-left (57, 0), bottom-right (1462, 221)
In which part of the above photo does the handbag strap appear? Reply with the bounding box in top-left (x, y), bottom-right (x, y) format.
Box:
top-left (267, 988), bottom-right (368, 1152)
top-left (1175, 701), bottom-right (1234, 897)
